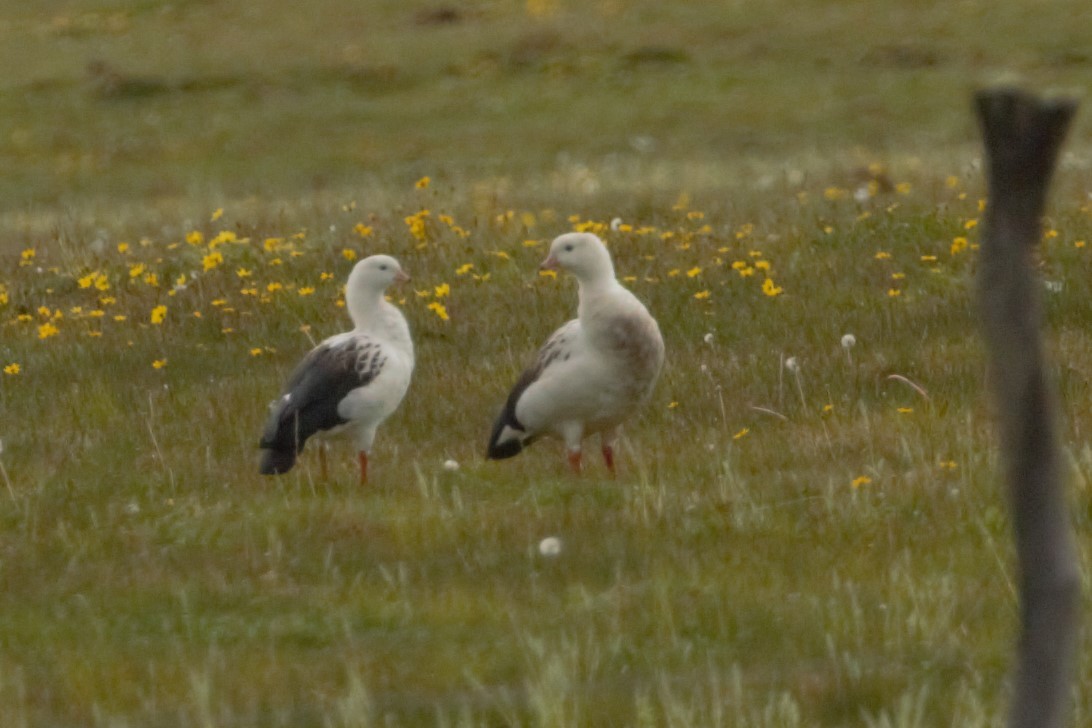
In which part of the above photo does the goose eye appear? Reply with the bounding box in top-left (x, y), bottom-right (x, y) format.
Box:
top-left (379, 264), bottom-right (388, 270)
top-left (564, 244), bottom-right (574, 252)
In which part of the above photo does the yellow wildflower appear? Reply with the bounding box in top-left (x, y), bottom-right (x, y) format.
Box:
top-left (249, 348), bottom-right (263, 356)
top-left (152, 359), bottom-right (167, 370)
top-left (950, 236), bottom-right (968, 255)
top-left (427, 301), bottom-right (449, 321)
top-left (186, 231), bottom-right (204, 246)
top-left (851, 475), bottom-right (872, 489)
top-left (298, 287), bottom-right (315, 296)
top-left (415, 176), bottom-right (431, 189)
top-left (874, 251), bottom-right (891, 260)
top-left (693, 290), bottom-right (711, 300)
top-left (686, 267), bottom-right (702, 278)
top-left (3, 363), bottom-right (20, 375)
top-left (202, 251), bottom-right (224, 271)
top-left (341, 248), bottom-right (357, 261)
top-left (208, 230), bottom-right (237, 247)
top-left (405, 210), bottom-right (430, 241)
top-left (762, 278), bottom-right (783, 297)
top-left (129, 263), bottom-right (146, 278)
top-left (964, 219), bottom-right (978, 230)
top-left (210, 207), bottom-right (224, 222)
top-left (897, 407), bottom-right (913, 414)
top-left (455, 263), bottom-right (474, 276)
top-left (354, 223), bottom-right (373, 238)
top-left (236, 268), bottom-right (252, 279)
top-left (434, 283), bottom-right (450, 298)
top-left (732, 427), bottom-right (749, 440)
top-left (38, 322), bottom-right (59, 339)
top-left (887, 288), bottom-right (902, 297)
top-left (539, 269), bottom-right (557, 279)
top-left (150, 305), bottom-right (167, 324)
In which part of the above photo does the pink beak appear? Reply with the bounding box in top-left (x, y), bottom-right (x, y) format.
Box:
top-left (539, 255), bottom-right (559, 271)
top-left (395, 270), bottom-right (411, 283)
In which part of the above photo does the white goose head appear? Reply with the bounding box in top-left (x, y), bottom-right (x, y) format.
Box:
top-left (540, 233), bottom-right (615, 285)
top-left (345, 254), bottom-right (410, 325)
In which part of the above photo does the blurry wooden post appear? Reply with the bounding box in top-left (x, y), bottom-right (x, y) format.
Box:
top-left (975, 88), bottom-right (1080, 728)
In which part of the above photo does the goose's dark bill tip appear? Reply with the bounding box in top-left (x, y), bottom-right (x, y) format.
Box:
top-left (259, 448), bottom-right (297, 475)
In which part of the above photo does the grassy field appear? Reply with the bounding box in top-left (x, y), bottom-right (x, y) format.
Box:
top-left (1, 1), bottom-right (1092, 726)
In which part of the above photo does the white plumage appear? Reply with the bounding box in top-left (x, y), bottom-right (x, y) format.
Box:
top-left (259, 255), bottom-right (414, 483)
top-left (487, 232), bottom-right (664, 473)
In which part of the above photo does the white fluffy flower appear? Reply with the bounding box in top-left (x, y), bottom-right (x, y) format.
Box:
top-left (443, 459), bottom-right (460, 472)
top-left (785, 356), bottom-right (799, 373)
top-left (841, 334), bottom-right (857, 349)
top-left (703, 332), bottom-right (714, 345)
top-left (538, 536), bottom-right (562, 557)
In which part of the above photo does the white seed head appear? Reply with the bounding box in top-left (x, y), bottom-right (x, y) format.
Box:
top-left (703, 333), bottom-right (714, 345)
top-left (610, 217), bottom-right (623, 231)
top-left (841, 334), bottom-right (857, 349)
top-left (125, 501), bottom-right (141, 515)
top-left (538, 536), bottom-right (562, 557)
top-left (785, 356), bottom-right (799, 372)
top-left (443, 459), bottom-right (460, 472)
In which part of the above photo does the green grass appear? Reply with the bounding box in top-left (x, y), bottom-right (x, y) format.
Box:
top-left (1, 1), bottom-right (1091, 726)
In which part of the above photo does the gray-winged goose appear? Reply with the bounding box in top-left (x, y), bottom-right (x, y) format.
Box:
top-left (487, 232), bottom-right (664, 474)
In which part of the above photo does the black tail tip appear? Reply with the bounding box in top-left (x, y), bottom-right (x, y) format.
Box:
top-left (259, 448), bottom-right (296, 475)
top-left (487, 439), bottom-right (524, 460)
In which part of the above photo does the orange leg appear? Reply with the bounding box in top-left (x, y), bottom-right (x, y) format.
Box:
top-left (567, 450), bottom-right (582, 474)
top-left (602, 444), bottom-right (616, 477)
top-left (358, 451), bottom-right (369, 485)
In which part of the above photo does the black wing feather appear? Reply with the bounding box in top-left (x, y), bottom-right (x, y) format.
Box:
top-left (486, 322), bottom-right (576, 460)
top-left (259, 337), bottom-right (385, 474)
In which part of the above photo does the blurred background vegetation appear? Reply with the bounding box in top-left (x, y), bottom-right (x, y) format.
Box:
top-left (1, 0), bottom-right (1089, 221)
